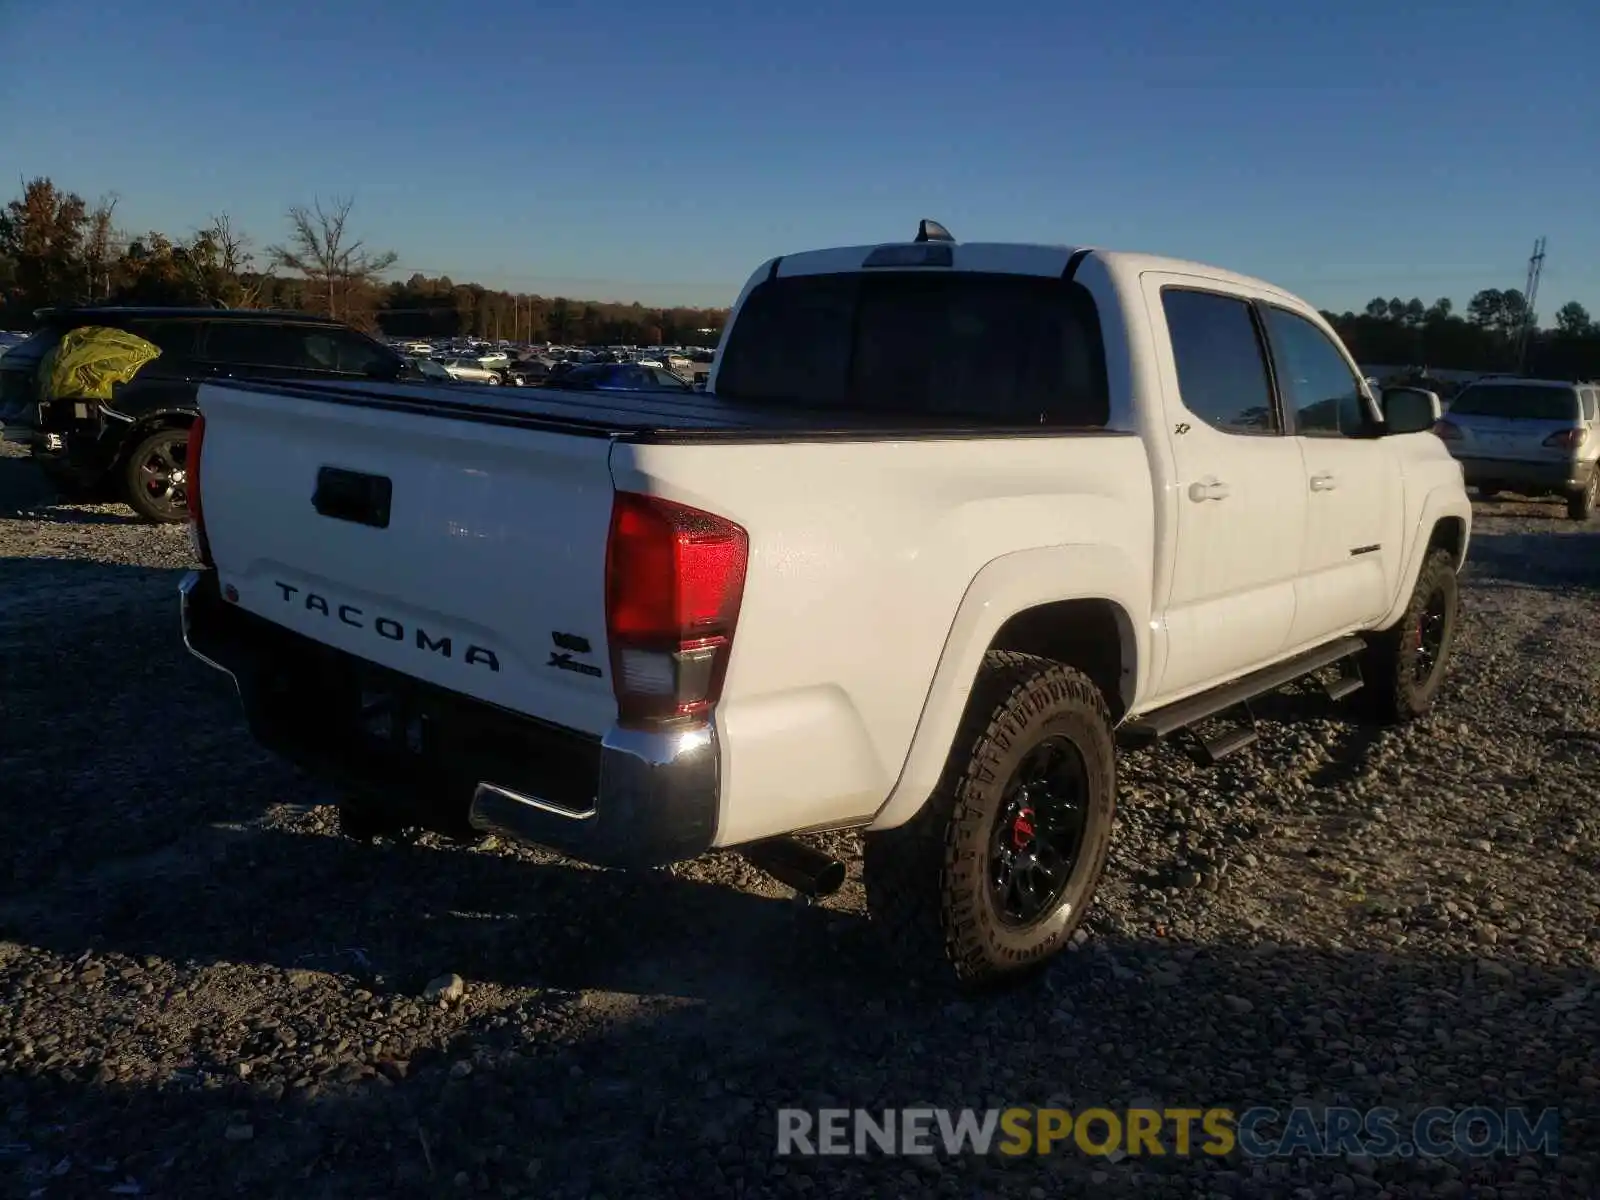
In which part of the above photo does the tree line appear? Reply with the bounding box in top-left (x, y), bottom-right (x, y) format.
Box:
top-left (4, 176), bottom-right (1598, 373)
top-left (0, 178), bottom-right (729, 347)
top-left (1318, 291), bottom-right (1600, 381)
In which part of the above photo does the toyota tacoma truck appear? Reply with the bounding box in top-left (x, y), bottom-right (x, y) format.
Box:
top-left (178, 221), bottom-right (1472, 988)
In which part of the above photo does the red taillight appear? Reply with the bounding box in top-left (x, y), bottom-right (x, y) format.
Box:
top-left (1432, 419), bottom-right (1462, 441)
top-left (1543, 427), bottom-right (1586, 450)
top-left (185, 414), bottom-right (213, 567)
top-left (604, 491), bottom-right (748, 729)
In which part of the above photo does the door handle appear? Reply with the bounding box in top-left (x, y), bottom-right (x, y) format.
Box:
top-left (1187, 478), bottom-right (1231, 502)
top-left (1309, 473), bottom-right (1338, 492)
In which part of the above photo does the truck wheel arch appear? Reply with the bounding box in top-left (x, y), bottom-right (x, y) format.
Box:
top-left (1427, 515), bottom-right (1467, 568)
top-left (1376, 492), bottom-right (1472, 632)
top-left (868, 544), bottom-right (1146, 833)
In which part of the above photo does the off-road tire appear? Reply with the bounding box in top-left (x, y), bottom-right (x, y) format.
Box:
top-left (1567, 475), bottom-right (1597, 521)
top-left (862, 652), bottom-right (1117, 990)
top-left (1358, 549), bottom-right (1459, 724)
top-left (121, 427), bottom-right (192, 523)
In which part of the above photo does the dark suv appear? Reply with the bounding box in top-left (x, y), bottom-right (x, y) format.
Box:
top-left (0, 307), bottom-right (413, 522)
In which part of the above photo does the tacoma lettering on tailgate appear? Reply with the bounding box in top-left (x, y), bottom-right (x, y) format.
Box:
top-left (272, 581), bottom-right (501, 672)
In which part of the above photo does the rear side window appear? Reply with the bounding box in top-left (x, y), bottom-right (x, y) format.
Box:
top-left (1449, 385), bottom-right (1579, 422)
top-left (715, 271), bottom-right (1110, 426)
top-left (1160, 289), bottom-right (1278, 434)
top-left (200, 323), bottom-right (303, 368)
top-left (200, 323), bottom-right (391, 374)
top-left (1581, 388), bottom-right (1597, 421)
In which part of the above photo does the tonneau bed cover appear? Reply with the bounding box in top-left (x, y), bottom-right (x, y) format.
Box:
top-left (202, 377), bottom-right (1126, 443)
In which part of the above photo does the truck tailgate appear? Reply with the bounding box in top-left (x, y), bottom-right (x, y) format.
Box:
top-left (196, 380), bottom-right (619, 735)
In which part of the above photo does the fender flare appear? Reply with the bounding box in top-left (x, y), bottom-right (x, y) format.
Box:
top-left (1376, 485), bottom-right (1472, 630)
top-left (867, 543), bottom-right (1149, 832)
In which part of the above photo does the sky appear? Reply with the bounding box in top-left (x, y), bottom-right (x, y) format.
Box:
top-left (2, 0), bottom-right (1597, 315)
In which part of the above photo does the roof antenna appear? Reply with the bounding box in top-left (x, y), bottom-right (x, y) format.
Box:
top-left (915, 219), bottom-right (954, 244)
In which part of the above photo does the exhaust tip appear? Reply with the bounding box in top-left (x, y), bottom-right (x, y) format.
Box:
top-left (740, 836), bottom-right (847, 898)
top-left (811, 857), bottom-right (847, 897)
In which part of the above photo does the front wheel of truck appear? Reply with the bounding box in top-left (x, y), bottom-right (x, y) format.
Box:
top-left (863, 652), bottom-right (1117, 991)
top-left (1358, 548), bottom-right (1459, 724)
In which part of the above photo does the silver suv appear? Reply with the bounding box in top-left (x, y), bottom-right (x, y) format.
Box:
top-left (1436, 378), bottom-right (1599, 520)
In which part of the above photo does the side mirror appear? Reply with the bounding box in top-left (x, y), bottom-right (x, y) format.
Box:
top-left (1381, 386), bottom-right (1441, 435)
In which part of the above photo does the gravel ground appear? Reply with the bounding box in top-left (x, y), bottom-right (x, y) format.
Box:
top-left (1, 438), bottom-right (1596, 1199)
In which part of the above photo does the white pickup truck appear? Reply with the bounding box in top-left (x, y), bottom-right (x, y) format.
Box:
top-left (179, 222), bottom-right (1472, 988)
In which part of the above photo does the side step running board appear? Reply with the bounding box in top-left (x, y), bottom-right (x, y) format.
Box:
top-left (1122, 635), bottom-right (1367, 749)
top-left (1197, 719), bottom-right (1258, 765)
top-left (1323, 656), bottom-right (1365, 701)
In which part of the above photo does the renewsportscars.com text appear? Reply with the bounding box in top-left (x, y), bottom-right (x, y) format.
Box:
top-left (775, 1106), bottom-right (1560, 1160)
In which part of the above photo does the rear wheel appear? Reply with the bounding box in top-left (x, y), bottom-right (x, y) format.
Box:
top-left (863, 652), bottom-right (1117, 990)
top-left (122, 427), bottom-right (192, 523)
top-left (1359, 549), bottom-right (1459, 723)
top-left (1567, 474), bottom-right (1596, 521)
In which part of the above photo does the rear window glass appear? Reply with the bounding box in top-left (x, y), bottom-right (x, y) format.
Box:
top-left (1449, 385), bottom-right (1579, 421)
top-left (715, 271), bottom-right (1109, 426)
top-left (0, 331), bottom-right (59, 412)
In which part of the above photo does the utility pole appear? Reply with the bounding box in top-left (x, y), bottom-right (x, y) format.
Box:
top-left (1515, 236), bottom-right (1545, 374)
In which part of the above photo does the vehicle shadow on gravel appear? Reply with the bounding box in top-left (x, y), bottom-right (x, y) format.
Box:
top-left (2, 929), bottom-right (1593, 1199)
top-left (0, 556), bottom-right (187, 590)
top-left (0, 450), bottom-right (126, 522)
top-left (0, 560), bottom-right (271, 897)
top-left (1465, 531), bottom-right (1600, 590)
top-left (0, 822), bottom-right (886, 1006)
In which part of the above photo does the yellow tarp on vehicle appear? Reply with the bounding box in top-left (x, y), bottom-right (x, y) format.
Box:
top-left (38, 325), bottom-right (163, 403)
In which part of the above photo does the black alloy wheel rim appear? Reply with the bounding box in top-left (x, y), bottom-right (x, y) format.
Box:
top-left (988, 735), bottom-right (1090, 927)
top-left (138, 434), bottom-right (190, 518)
top-left (1412, 588), bottom-right (1448, 684)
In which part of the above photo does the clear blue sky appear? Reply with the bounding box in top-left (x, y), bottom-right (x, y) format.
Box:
top-left (2, 0), bottom-right (1596, 315)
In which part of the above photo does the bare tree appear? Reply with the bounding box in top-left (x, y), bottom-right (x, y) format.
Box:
top-left (267, 195), bottom-right (397, 322)
top-left (83, 192), bottom-right (119, 301)
top-left (178, 212), bottom-right (266, 308)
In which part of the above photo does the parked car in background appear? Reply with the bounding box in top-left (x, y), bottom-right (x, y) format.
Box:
top-left (437, 357), bottom-right (502, 385)
top-left (405, 356), bottom-right (455, 383)
top-left (1433, 378), bottom-right (1599, 519)
top-left (0, 307), bottom-right (413, 521)
top-left (543, 362), bottom-right (695, 392)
